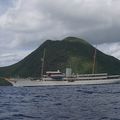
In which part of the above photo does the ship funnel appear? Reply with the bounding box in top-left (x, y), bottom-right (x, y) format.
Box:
top-left (66, 68), bottom-right (72, 77)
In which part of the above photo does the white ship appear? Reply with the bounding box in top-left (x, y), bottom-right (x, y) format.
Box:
top-left (5, 49), bottom-right (120, 87)
top-left (6, 71), bottom-right (120, 87)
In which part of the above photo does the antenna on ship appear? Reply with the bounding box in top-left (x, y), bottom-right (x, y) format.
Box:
top-left (92, 47), bottom-right (97, 74)
top-left (41, 49), bottom-right (46, 80)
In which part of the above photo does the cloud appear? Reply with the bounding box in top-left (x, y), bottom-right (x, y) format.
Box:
top-left (97, 42), bottom-right (120, 60)
top-left (0, 0), bottom-right (120, 66)
top-left (0, 50), bottom-right (31, 67)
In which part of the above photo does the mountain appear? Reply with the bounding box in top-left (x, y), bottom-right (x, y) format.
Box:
top-left (0, 37), bottom-right (120, 78)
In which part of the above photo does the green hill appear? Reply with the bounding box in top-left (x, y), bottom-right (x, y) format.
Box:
top-left (0, 37), bottom-right (120, 78)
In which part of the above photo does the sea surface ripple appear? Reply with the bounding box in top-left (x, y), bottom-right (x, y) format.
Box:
top-left (0, 84), bottom-right (120, 120)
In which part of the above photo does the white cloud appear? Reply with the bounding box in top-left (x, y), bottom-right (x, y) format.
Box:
top-left (0, 0), bottom-right (114, 35)
top-left (0, 50), bottom-right (31, 67)
top-left (97, 42), bottom-right (120, 60)
top-left (0, 0), bottom-right (120, 66)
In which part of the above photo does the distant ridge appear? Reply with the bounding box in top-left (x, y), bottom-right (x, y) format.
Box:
top-left (0, 37), bottom-right (120, 78)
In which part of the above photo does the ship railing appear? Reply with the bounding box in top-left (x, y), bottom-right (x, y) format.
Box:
top-left (107, 75), bottom-right (120, 79)
top-left (76, 73), bottom-right (108, 77)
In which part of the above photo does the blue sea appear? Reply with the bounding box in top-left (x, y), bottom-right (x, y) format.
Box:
top-left (0, 84), bottom-right (120, 120)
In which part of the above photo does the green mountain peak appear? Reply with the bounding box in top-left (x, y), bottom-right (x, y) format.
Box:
top-left (0, 37), bottom-right (120, 78)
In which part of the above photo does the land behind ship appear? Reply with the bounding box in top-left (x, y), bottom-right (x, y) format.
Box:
top-left (1, 37), bottom-right (120, 85)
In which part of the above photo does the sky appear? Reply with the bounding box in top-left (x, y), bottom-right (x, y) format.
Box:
top-left (0, 0), bottom-right (120, 67)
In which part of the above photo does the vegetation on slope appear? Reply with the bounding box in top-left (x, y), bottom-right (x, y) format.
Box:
top-left (0, 37), bottom-right (120, 78)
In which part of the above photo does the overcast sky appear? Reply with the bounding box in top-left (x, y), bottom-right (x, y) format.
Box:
top-left (0, 0), bottom-right (120, 67)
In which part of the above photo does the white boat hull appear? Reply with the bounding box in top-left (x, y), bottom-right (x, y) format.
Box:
top-left (7, 78), bottom-right (120, 87)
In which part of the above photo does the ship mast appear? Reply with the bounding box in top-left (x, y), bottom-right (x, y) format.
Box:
top-left (92, 48), bottom-right (96, 74)
top-left (41, 49), bottom-right (46, 80)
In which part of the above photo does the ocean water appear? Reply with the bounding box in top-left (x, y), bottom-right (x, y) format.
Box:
top-left (0, 84), bottom-right (120, 120)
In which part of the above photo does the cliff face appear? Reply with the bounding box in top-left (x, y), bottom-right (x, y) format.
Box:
top-left (0, 37), bottom-right (120, 78)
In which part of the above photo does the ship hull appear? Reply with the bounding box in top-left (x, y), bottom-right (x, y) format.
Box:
top-left (7, 78), bottom-right (120, 87)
